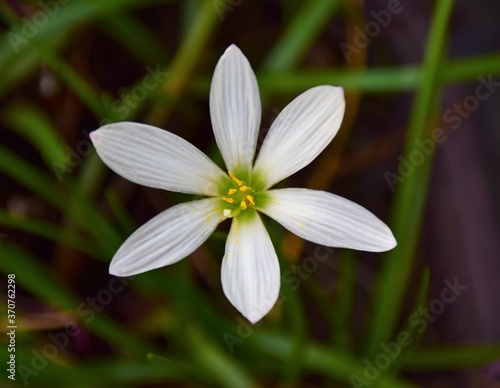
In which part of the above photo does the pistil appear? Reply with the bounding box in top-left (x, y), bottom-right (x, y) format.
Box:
top-left (222, 171), bottom-right (257, 217)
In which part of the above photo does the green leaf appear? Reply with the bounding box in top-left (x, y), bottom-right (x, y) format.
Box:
top-left (185, 324), bottom-right (255, 388)
top-left (0, 210), bottom-right (101, 258)
top-left (365, 0), bottom-right (455, 357)
top-left (406, 345), bottom-right (500, 370)
top-left (3, 102), bottom-right (67, 167)
top-left (101, 12), bottom-right (169, 65)
top-left (0, 144), bottom-right (67, 207)
top-left (263, 0), bottom-right (342, 71)
top-left (250, 332), bottom-right (413, 387)
top-left (332, 249), bottom-right (357, 353)
top-left (105, 189), bottom-right (136, 235)
top-left (146, 0), bottom-right (221, 124)
top-left (0, 243), bottom-right (156, 357)
top-left (0, 0), bottom-right (165, 97)
top-left (0, 145), bottom-right (121, 252)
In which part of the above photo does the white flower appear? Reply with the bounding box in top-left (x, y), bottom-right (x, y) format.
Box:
top-left (90, 45), bottom-right (396, 323)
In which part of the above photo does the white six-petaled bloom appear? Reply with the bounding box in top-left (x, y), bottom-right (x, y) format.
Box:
top-left (90, 44), bottom-right (396, 323)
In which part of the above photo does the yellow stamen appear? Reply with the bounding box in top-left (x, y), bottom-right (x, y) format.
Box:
top-left (228, 171), bottom-right (243, 186)
top-left (224, 171), bottom-right (256, 213)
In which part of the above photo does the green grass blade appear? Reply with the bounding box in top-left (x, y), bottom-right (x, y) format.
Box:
top-left (332, 249), bottom-right (357, 353)
top-left (250, 332), bottom-right (414, 387)
top-left (406, 345), bottom-right (500, 370)
top-left (382, 267), bottom-right (431, 375)
top-left (3, 102), bottom-right (67, 167)
top-left (0, 243), bottom-right (156, 357)
top-left (185, 324), bottom-right (254, 388)
top-left (0, 210), bottom-right (101, 258)
top-left (0, 145), bottom-right (121, 251)
top-left (0, 0), bottom-right (164, 96)
top-left (0, 144), bottom-right (67, 207)
top-left (0, 244), bottom-right (76, 309)
top-left (0, 33), bottom-right (66, 98)
top-left (194, 53), bottom-right (500, 96)
top-left (191, 66), bottom-right (418, 96)
top-left (365, 0), bottom-right (455, 356)
top-left (102, 12), bottom-right (169, 65)
top-left (31, 44), bottom-right (109, 119)
top-left (105, 189), bottom-right (136, 235)
top-left (146, 0), bottom-right (221, 124)
top-left (14, 347), bottom-right (103, 386)
top-left (264, 217), bottom-right (307, 382)
top-left (263, 0), bottom-right (341, 71)
top-left (443, 53), bottom-right (500, 83)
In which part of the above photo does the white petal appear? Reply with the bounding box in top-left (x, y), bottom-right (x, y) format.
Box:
top-left (253, 86), bottom-right (345, 189)
top-left (91, 122), bottom-right (227, 196)
top-left (221, 212), bottom-right (280, 323)
top-left (209, 45), bottom-right (261, 173)
top-left (259, 188), bottom-right (397, 252)
top-left (109, 198), bottom-right (225, 276)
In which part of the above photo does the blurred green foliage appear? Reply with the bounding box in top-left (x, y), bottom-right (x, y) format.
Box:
top-left (1, 0), bottom-right (499, 387)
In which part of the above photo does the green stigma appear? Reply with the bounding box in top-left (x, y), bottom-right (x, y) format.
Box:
top-left (221, 171), bottom-right (257, 218)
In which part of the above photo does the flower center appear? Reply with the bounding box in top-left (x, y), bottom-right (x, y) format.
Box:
top-left (222, 171), bottom-right (256, 218)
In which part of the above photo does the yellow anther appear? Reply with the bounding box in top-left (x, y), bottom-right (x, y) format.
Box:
top-left (246, 195), bottom-right (255, 205)
top-left (224, 172), bottom-right (256, 213)
top-left (228, 171), bottom-right (243, 186)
